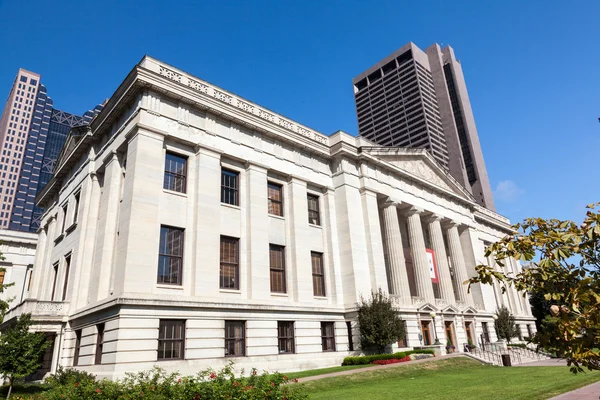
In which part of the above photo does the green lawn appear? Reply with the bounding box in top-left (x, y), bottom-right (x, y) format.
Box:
top-left (300, 357), bottom-right (600, 400)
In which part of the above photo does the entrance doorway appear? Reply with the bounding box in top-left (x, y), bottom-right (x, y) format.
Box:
top-left (465, 321), bottom-right (473, 344)
top-left (421, 321), bottom-right (432, 346)
top-left (444, 321), bottom-right (455, 348)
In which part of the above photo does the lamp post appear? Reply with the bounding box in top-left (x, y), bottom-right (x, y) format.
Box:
top-left (429, 311), bottom-right (441, 345)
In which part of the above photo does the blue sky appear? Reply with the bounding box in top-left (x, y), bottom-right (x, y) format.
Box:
top-left (0, 0), bottom-right (598, 224)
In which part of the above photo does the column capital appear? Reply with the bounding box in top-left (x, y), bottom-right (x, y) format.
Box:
top-left (381, 199), bottom-right (399, 209)
top-left (442, 220), bottom-right (461, 230)
top-left (403, 206), bottom-right (424, 217)
top-left (423, 213), bottom-right (443, 224)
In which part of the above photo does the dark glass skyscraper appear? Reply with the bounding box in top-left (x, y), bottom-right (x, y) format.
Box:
top-left (0, 69), bottom-right (102, 232)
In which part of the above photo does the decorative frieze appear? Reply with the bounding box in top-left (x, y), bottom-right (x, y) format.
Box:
top-left (152, 59), bottom-right (328, 146)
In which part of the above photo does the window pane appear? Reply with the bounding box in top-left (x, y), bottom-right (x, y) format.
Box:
top-left (164, 153), bottom-right (187, 193)
top-left (225, 321), bottom-right (245, 357)
top-left (268, 182), bottom-right (283, 216)
top-left (221, 169), bottom-right (239, 205)
top-left (270, 245), bottom-right (286, 293)
top-left (157, 226), bottom-right (184, 285)
top-left (220, 237), bottom-right (239, 289)
top-left (158, 320), bottom-right (185, 360)
top-left (311, 252), bottom-right (325, 297)
top-left (307, 194), bottom-right (320, 225)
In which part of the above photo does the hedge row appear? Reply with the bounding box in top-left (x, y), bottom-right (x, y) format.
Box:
top-left (342, 349), bottom-right (435, 365)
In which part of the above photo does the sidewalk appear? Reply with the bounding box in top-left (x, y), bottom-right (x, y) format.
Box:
top-left (549, 381), bottom-right (600, 400)
top-left (297, 354), bottom-right (464, 383)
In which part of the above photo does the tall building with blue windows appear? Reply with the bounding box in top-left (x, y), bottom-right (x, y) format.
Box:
top-left (0, 68), bottom-right (102, 232)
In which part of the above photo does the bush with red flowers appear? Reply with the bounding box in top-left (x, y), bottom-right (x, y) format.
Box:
top-left (371, 356), bottom-right (412, 365)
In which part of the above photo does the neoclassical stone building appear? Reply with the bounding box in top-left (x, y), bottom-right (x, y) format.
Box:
top-left (2, 56), bottom-right (535, 378)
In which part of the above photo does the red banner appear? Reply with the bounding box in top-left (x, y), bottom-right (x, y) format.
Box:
top-left (426, 249), bottom-right (439, 283)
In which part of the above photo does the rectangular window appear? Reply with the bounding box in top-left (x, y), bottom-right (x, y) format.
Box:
top-left (398, 321), bottom-right (408, 347)
top-left (321, 322), bottom-right (336, 352)
top-left (157, 226), bottom-right (184, 285)
top-left (482, 322), bottom-right (490, 343)
top-left (311, 252), bottom-right (325, 297)
top-left (221, 169), bottom-right (239, 205)
top-left (95, 323), bottom-right (104, 365)
top-left (51, 263), bottom-right (59, 301)
top-left (61, 203), bottom-right (68, 233)
top-left (307, 194), bottom-right (321, 225)
top-left (158, 320), bottom-right (185, 360)
top-left (61, 254), bottom-right (71, 301)
top-left (277, 321), bottom-right (295, 354)
top-left (163, 152), bottom-right (187, 193)
top-left (269, 245), bottom-right (286, 293)
top-left (224, 321), bottom-right (245, 357)
top-left (73, 330), bottom-right (82, 367)
top-left (220, 236), bottom-right (239, 290)
top-left (346, 321), bottom-right (354, 351)
top-left (73, 192), bottom-right (80, 224)
top-left (267, 182), bottom-right (283, 216)
top-left (0, 270), bottom-right (4, 285)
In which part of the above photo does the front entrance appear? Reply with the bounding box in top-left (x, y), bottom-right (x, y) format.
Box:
top-left (421, 321), bottom-right (432, 346)
top-left (444, 321), bottom-right (455, 348)
top-left (465, 321), bottom-right (473, 344)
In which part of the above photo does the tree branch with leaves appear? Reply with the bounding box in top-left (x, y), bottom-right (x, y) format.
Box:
top-left (468, 204), bottom-right (600, 372)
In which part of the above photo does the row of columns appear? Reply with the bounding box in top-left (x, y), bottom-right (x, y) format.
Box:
top-left (381, 201), bottom-right (472, 306)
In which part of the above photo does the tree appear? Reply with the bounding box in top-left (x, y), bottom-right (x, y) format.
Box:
top-left (0, 313), bottom-right (51, 399)
top-left (494, 305), bottom-right (519, 343)
top-left (0, 245), bottom-right (13, 323)
top-left (357, 289), bottom-right (405, 354)
top-left (468, 203), bottom-right (600, 372)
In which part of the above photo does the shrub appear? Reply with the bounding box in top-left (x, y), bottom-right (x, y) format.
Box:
top-left (342, 349), bottom-right (435, 366)
top-left (17, 363), bottom-right (307, 400)
top-left (409, 353), bottom-right (434, 361)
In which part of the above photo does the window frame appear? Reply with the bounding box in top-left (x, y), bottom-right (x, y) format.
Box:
top-left (269, 244), bottom-right (286, 293)
top-left (61, 254), bottom-right (71, 301)
top-left (158, 319), bottom-right (186, 361)
top-left (219, 236), bottom-right (240, 290)
top-left (157, 225), bottom-right (184, 286)
top-left (50, 262), bottom-right (59, 301)
top-left (221, 168), bottom-right (239, 206)
top-left (321, 322), bottom-right (336, 352)
top-left (95, 323), bottom-right (104, 365)
top-left (267, 181), bottom-right (283, 217)
top-left (224, 320), bottom-right (246, 357)
top-left (311, 251), bottom-right (326, 297)
top-left (163, 152), bottom-right (187, 193)
top-left (60, 203), bottom-right (69, 233)
top-left (307, 193), bottom-right (321, 226)
top-left (277, 321), bottom-right (295, 354)
top-left (73, 191), bottom-right (81, 224)
top-left (73, 329), bottom-right (82, 367)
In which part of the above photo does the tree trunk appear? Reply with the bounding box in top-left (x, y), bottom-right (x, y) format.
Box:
top-left (6, 376), bottom-right (13, 400)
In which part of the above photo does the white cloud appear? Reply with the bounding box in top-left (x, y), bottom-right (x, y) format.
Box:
top-left (494, 180), bottom-right (525, 202)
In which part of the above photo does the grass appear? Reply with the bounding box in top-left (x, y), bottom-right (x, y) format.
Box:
top-left (284, 364), bottom-right (374, 379)
top-left (299, 357), bottom-right (600, 400)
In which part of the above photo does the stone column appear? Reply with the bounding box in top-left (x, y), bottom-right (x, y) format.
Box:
top-left (405, 207), bottom-right (435, 302)
top-left (381, 201), bottom-right (411, 303)
top-left (427, 216), bottom-right (455, 303)
top-left (446, 223), bottom-right (472, 305)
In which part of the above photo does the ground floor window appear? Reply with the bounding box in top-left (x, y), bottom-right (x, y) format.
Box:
top-left (445, 321), bottom-right (455, 348)
top-left (73, 330), bottom-right (82, 367)
top-left (158, 320), bottom-right (185, 360)
top-left (321, 322), bottom-right (336, 352)
top-left (225, 321), bottom-right (246, 357)
top-left (346, 321), bottom-right (354, 351)
top-left (481, 322), bottom-right (490, 344)
top-left (277, 321), bottom-right (295, 354)
top-left (465, 321), bottom-right (473, 345)
top-left (95, 323), bottom-right (104, 365)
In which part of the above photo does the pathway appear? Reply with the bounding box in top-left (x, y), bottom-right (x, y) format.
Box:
top-left (548, 381), bottom-right (600, 400)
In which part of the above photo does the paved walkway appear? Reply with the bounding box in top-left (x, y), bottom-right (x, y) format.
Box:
top-left (516, 358), bottom-right (569, 367)
top-left (297, 354), bottom-right (464, 383)
top-left (549, 381), bottom-right (600, 399)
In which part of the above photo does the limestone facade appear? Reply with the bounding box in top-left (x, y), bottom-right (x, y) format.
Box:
top-left (1, 56), bottom-right (536, 378)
